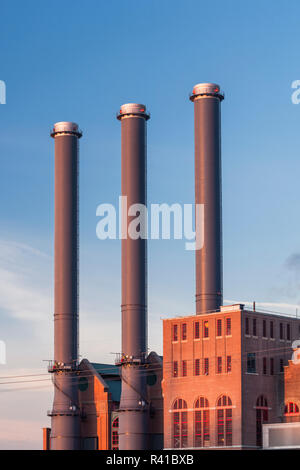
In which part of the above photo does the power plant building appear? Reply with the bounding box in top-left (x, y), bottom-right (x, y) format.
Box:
top-left (162, 305), bottom-right (300, 449)
top-left (43, 85), bottom-right (300, 450)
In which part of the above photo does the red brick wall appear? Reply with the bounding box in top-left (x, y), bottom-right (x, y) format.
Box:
top-left (163, 308), bottom-right (300, 449)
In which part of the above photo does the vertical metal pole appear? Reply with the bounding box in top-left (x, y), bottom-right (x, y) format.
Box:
top-left (49, 122), bottom-right (82, 450)
top-left (117, 104), bottom-right (149, 450)
top-left (190, 84), bottom-right (224, 315)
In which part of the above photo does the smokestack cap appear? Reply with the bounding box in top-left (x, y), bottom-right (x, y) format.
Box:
top-left (190, 83), bottom-right (224, 102)
top-left (51, 121), bottom-right (82, 138)
top-left (117, 103), bottom-right (150, 120)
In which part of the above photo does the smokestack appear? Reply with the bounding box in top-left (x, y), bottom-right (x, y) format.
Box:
top-left (190, 83), bottom-right (224, 315)
top-left (49, 121), bottom-right (82, 450)
top-left (117, 103), bottom-right (149, 450)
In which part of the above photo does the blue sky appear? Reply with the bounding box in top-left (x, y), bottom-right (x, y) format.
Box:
top-left (1, 0), bottom-right (300, 448)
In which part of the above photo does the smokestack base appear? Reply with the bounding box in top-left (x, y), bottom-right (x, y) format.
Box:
top-left (190, 83), bottom-right (224, 102)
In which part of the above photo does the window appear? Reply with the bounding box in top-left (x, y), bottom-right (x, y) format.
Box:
top-left (217, 319), bottom-right (222, 337)
top-left (280, 358), bottom-right (284, 373)
top-left (173, 399), bottom-right (188, 448)
top-left (285, 402), bottom-right (300, 414)
top-left (195, 359), bottom-right (200, 376)
top-left (204, 321), bottom-right (209, 338)
top-left (247, 353), bottom-right (256, 373)
top-left (226, 318), bottom-right (231, 336)
top-left (112, 417), bottom-right (119, 450)
top-left (173, 324), bottom-right (178, 342)
top-left (263, 357), bottom-right (267, 375)
top-left (204, 358), bottom-right (209, 375)
top-left (253, 319), bottom-right (257, 336)
top-left (270, 358), bottom-right (274, 375)
top-left (173, 361), bottom-right (178, 377)
top-left (194, 321), bottom-right (200, 339)
top-left (287, 324), bottom-right (291, 341)
top-left (216, 395), bottom-right (233, 447)
top-left (182, 323), bottom-right (187, 341)
top-left (226, 356), bottom-right (232, 373)
top-left (217, 357), bottom-right (222, 374)
top-left (263, 320), bottom-right (267, 338)
top-left (182, 360), bottom-right (187, 377)
top-left (256, 396), bottom-right (268, 447)
top-left (280, 323), bottom-right (284, 340)
top-left (194, 397), bottom-right (210, 448)
top-left (270, 321), bottom-right (274, 339)
top-left (245, 317), bottom-right (250, 335)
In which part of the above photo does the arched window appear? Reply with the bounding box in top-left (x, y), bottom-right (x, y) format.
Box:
top-left (216, 395), bottom-right (233, 447)
top-left (285, 402), bottom-right (300, 414)
top-left (173, 399), bottom-right (188, 448)
top-left (255, 395), bottom-right (268, 448)
top-left (194, 397), bottom-right (209, 447)
top-left (111, 417), bottom-right (119, 450)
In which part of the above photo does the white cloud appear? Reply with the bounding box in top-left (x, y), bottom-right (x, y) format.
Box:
top-left (0, 239), bottom-right (52, 322)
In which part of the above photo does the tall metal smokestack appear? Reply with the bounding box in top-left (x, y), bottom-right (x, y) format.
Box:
top-left (117, 103), bottom-right (149, 450)
top-left (49, 121), bottom-right (82, 450)
top-left (190, 83), bottom-right (224, 315)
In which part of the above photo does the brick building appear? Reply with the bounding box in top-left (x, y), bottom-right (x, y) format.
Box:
top-left (262, 349), bottom-right (300, 448)
top-left (162, 304), bottom-right (300, 449)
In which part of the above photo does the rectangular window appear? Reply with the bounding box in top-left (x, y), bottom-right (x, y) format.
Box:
top-left (263, 357), bottom-right (267, 375)
top-left (173, 412), bottom-right (180, 448)
top-left (173, 324), bottom-right (178, 342)
top-left (112, 431), bottom-right (119, 450)
top-left (204, 321), bottom-right (209, 338)
top-left (227, 355), bottom-right (232, 373)
top-left (270, 358), bottom-right (274, 375)
top-left (247, 353), bottom-right (256, 373)
top-left (194, 410), bottom-right (202, 447)
top-left (280, 358), bottom-right (284, 373)
top-left (195, 358), bottom-right (200, 376)
top-left (194, 321), bottom-right (200, 339)
top-left (253, 319), bottom-right (257, 336)
top-left (280, 323), bottom-right (284, 340)
top-left (263, 320), bottom-right (267, 338)
top-left (217, 356), bottom-right (222, 374)
top-left (270, 321), bottom-right (274, 339)
top-left (245, 317), bottom-right (249, 335)
top-left (287, 324), bottom-right (291, 341)
top-left (173, 361), bottom-right (178, 377)
top-left (226, 409), bottom-right (233, 446)
top-left (226, 318), bottom-right (232, 336)
top-left (181, 411), bottom-right (188, 448)
top-left (217, 409), bottom-right (224, 446)
top-left (182, 360), bottom-right (187, 377)
top-left (182, 323), bottom-right (187, 341)
top-left (217, 319), bottom-right (222, 337)
top-left (204, 358), bottom-right (209, 375)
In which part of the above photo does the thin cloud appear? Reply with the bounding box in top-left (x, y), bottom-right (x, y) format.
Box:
top-left (0, 240), bottom-right (52, 322)
top-left (225, 299), bottom-right (300, 315)
top-left (285, 253), bottom-right (300, 272)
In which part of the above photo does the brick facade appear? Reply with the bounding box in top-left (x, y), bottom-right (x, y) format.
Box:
top-left (162, 304), bottom-right (300, 449)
